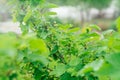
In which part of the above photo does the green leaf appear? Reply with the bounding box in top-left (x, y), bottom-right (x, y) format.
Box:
top-left (116, 17), bottom-right (120, 33)
top-left (108, 37), bottom-right (120, 52)
top-left (47, 3), bottom-right (58, 8)
top-left (0, 33), bottom-right (18, 56)
top-left (77, 59), bottom-right (104, 76)
top-left (89, 24), bottom-right (101, 31)
top-left (28, 38), bottom-right (49, 57)
top-left (68, 55), bottom-right (80, 66)
top-left (20, 24), bottom-right (29, 34)
top-left (68, 27), bottom-right (80, 33)
top-left (51, 45), bottom-right (58, 55)
top-left (50, 63), bottom-right (67, 77)
top-left (95, 54), bottom-right (120, 80)
top-left (45, 12), bottom-right (57, 15)
top-left (95, 62), bottom-right (114, 76)
top-left (106, 53), bottom-right (120, 69)
top-left (60, 72), bottom-right (80, 80)
top-left (28, 54), bottom-right (49, 66)
top-left (23, 8), bottom-right (32, 23)
top-left (102, 29), bottom-right (115, 35)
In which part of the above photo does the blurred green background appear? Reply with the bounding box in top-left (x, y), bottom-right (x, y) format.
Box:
top-left (0, 0), bottom-right (120, 31)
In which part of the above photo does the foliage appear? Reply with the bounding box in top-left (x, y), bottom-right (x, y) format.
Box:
top-left (0, 0), bottom-right (120, 80)
top-left (79, 0), bottom-right (112, 10)
top-left (115, 0), bottom-right (120, 16)
top-left (47, 0), bottom-right (112, 10)
top-left (115, 0), bottom-right (120, 9)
